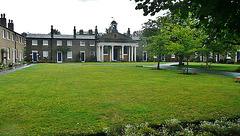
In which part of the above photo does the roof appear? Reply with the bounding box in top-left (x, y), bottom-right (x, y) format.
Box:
top-left (0, 24), bottom-right (24, 36)
top-left (26, 33), bottom-right (96, 40)
top-left (98, 32), bottom-right (138, 43)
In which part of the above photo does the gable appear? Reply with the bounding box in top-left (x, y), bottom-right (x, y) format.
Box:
top-left (99, 32), bottom-right (131, 40)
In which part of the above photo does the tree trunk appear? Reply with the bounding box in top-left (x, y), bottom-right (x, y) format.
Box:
top-left (157, 55), bottom-right (160, 70)
top-left (178, 55), bottom-right (184, 65)
top-left (206, 54), bottom-right (208, 68)
top-left (187, 57), bottom-right (189, 74)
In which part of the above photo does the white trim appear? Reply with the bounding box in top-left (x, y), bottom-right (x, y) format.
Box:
top-left (32, 50), bottom-right (38, 62)
top-left (226, 52), bottom-right (231, 59)
top-left (143, 51), bottom-right (147, 61)
top-left (57, 40), bottom-right (62, 46)
top-left (80, 41), bottom-right (85, 46)
top-left (57, 51), bottom-right (62, 63)
top-left (43, 40), bottom-right (49, 46)
top-left (12, 48), bottom-right (15, 64)
top-left (80, 51), bottom-right (85, 62)
top-left (67, 51), bottom-right (72, 59)
top-left (67, 40), bottom-right (72, 46)
top-left (97, 42), bottom-right (138, 47)
top-left (32, 40), bottom-right (38, 46)
top-left (90, 41), bottom-right (95, 46)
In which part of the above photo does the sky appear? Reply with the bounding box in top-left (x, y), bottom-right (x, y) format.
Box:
top-left (1, 0), bottom-right (165, 35)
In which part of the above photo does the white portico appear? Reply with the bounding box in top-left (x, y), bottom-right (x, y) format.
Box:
top-left (97, 42), bottom-right (138, 62)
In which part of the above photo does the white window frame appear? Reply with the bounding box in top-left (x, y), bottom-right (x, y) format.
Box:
top-left (90, 41), bottom-right (95, 46)
top-left (80, 41), bottom-right (85, 46)
top-left (67, 51), bottom-right (72, 59)
top-left (43, 40), bottom-right (48, 46)
top-left (43, 51), bottom-right (49, 59)
top-left (90, 51), bottom-right (95, 56)
top-left (12, 34), bottom-right (14, 41)
top-left (32, 40), bottom-right (38, 46)
top-left (3, 30), bottom-right (6, 39)
top-left (7, 48), bottom-right (10, 60)
top-left (67, 40), bottom-right (72, 46)
top-left (7, 31), bottom-right (10, 40)
top-left (171, 54), bottom-right (175, 58)
top-left (57, 40), bottom-right (62, 46)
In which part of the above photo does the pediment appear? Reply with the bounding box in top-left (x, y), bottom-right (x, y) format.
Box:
top-left (99, 32), bottom-right (132, 40)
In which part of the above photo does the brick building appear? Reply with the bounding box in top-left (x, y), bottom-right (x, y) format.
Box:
top-left (0, 13), bottom-right (25, 65)
top-left (26, 21), bottom-right (145, 63)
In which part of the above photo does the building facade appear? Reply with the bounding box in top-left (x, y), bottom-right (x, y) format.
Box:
top-left (0, 13), bottom-right (25, 65)
top-left (26, 21), bottom-right (145, 63)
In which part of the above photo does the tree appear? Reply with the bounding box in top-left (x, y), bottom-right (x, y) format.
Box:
top-left (147, 28), bottom-right (170, 69)
top-left (51, 29), bottom-right (61, 35)
top-left (167, 24), bottom-right (202, 74)
top-left (132, 0), bottom-right (240, 45)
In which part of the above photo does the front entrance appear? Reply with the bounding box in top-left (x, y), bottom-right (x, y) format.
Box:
top-left (57, 52), bottom-right (62, 63)
top-left (143, 52), bottom-right (147, 61)
top-left (114, 48), bottom-right (118, 60)
top-left (80, 51), bottom-right (85, 62)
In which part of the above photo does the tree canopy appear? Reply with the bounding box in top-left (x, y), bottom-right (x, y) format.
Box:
top-left (133, 0), bottom-right (240, 45)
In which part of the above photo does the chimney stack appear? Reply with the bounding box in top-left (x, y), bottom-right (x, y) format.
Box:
top-left (73, 26), bottom-right (76, 38)
top-left (51, 25), bottom-right (54, 38)
top-left (8, 20), bottom-right (14, 30)
top-left (127, 28), bottom-right (131, 37)
top-left (95, 26), bottom-right (98, 37)
top-left (79, 29), bottom-right (83, 35)
top-left (88, 29), bottom-right (93, 35)
top-left (0, 13), bottom-right (7, 27)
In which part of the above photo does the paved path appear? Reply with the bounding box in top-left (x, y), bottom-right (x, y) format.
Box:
top-left (146, 62), bottom-right (240, 78)
top-left (0, 64), bottom-right (36, 76)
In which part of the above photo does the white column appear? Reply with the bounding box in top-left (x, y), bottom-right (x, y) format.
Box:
top-left (131, 46), bottom-right (133, 62)
top-left (128, 47), bottom-right (131, 62)
top-left (98, 46), bottom-right (101, 61)
top-left (101, 46), bottom-right (104, 62)
top-left (122, 46), bottom-right (124, 61)
top-left (112, 46), bottom-right (114, 61)
top-left (134, 46), bottom-right (137, 62)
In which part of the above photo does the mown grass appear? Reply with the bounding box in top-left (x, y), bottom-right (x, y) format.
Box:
top-left (68, 61), bottom-right (170, 66)
top-left (0, 63), bottom-right (239, 135)
top-left (174, 62), bottom-right (240, 72)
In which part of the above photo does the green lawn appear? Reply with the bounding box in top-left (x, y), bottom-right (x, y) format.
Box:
top-left (174, 62), bottom-right (240, 72)
top-left (0, 63), bottom-right (239, 135)
top-left (68, 62), bottom-right (169, 66)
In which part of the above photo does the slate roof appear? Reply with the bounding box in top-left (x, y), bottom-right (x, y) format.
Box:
top-left (26, 33), bottom-right (96, 40)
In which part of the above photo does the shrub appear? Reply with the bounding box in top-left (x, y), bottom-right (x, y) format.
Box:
top-left (226, 60), bottom-right (234, 64)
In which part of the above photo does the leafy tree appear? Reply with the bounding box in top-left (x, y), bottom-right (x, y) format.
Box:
top-left (167, 24), bottom-right (202, 73)
top-left (50, 29), bottom-right (61, 35)
top-left (132, 0), bottom-right (240, 45)
top-left (147, 28), bottom-right (170, 69)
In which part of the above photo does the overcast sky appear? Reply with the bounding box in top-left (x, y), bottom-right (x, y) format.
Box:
top-left (1, 0), bottom-right (165, 34)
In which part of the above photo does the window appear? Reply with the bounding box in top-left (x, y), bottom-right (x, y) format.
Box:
top-left (43, 40), bottom-right (48, 46)
top-left (80, 41), bottom-right (85, 46)
top-left (57, 40), bottom-right (62, 46)
top-left (7, 48), bottom-right (10, 60)
top-left (43, 51), bottom-right (49, 59)
top-left (19, 37), bottom-right (22, 43)
top-left (90, 41), bottom-right (95, 46)
top-left (67, 40), bottom-right (72, 46)
top-left (171, 54), bottom-right (175, 58)
top-left (12, 34), bottom-right (14, 41)
top-left (7, 32), bottom-right (10, 40)
top-left (103, 46), bottom-right (108, 54)
top-left (32, 40), bottom-right (38, 45)
top-left (2, 30), bottom-right (6, 38)
top-left (67, 51), bottom-right (72, 59)
top-left (124, 46), bottom-right (128, 54)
